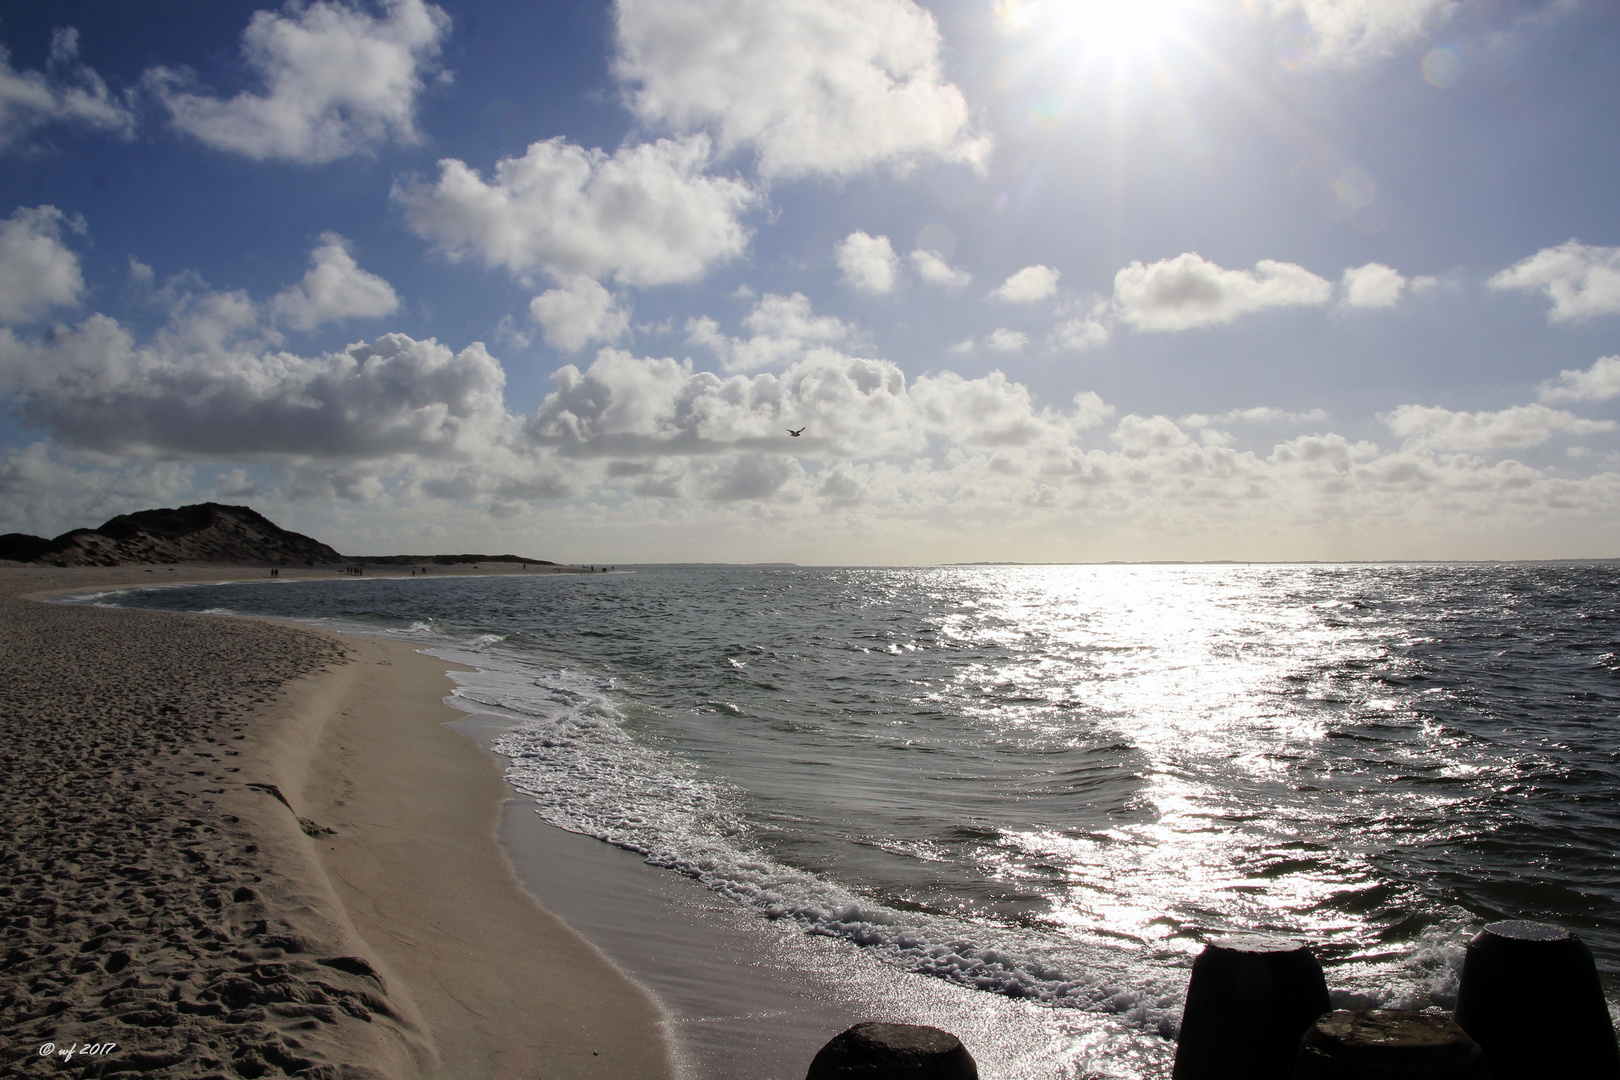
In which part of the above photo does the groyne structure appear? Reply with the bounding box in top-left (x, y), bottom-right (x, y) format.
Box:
top-left (802, 920), bottom-right (1620, 1079)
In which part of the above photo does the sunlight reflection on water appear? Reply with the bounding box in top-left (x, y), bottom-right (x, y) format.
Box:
top-left (99, 561), bottom-right (1620, 1077)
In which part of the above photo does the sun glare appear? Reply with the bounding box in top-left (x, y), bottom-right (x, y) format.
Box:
top-left (999, 0), bottom-right (1196, 57)
top-left (1072, 0), bottom-right (1189, 52)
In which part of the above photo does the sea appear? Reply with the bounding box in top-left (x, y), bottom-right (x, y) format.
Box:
top-left (79, 562), bottom-right (1620, 1078)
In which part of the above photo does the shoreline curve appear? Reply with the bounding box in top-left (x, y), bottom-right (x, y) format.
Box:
top-left (0, 564), bottom-right (676, 1080)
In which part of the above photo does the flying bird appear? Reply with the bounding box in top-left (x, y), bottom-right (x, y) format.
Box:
top-left (787, 427), bottom-right (805, 437)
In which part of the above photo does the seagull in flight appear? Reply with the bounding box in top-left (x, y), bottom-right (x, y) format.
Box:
top-left (787, 427), bottom-right (806, 437)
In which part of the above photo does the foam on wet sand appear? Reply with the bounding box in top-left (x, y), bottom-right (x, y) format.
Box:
top-left (0, 565), bottom-right (675, 1080)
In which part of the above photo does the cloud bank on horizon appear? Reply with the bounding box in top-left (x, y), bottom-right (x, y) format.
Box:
top-left (0, 0), bottom-right (1616, 562)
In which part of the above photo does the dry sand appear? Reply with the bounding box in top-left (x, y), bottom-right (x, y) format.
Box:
top-left (0, 565), bottom-right (675, 1080)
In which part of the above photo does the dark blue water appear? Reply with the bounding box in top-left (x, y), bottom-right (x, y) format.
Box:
top-left (89, 562), bottom-right (1620, 1075)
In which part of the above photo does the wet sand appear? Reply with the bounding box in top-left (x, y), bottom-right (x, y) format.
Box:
top-left (0, 565), bottom-right (674, 1080)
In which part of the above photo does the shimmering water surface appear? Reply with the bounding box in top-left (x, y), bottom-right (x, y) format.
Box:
top-left (95, 563), bottom-right (1620, 1074)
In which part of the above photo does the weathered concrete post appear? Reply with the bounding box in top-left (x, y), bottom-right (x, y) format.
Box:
top-left (1294, 1009), bottom-right (1488, 1078)
top-left (805, 1022), bottom-right (978, 1079)
top-left (1454, 919), bottom-right (1620, 1079)
top-left (1172, 936), bottom-right (1332, 1080)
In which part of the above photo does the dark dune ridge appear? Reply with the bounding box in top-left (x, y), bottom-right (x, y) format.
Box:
top-left (0, 505), bottom-right (344, 568)
top-left (0, 503), bottom-right (551, 569)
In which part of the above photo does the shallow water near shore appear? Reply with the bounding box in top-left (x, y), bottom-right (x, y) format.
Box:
top-left (86, 562), bottom-right (1620, 1078)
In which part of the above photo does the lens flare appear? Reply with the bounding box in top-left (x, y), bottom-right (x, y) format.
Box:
top-left (1333, 168), bottom-right (1377, 216)
top-left (1422, 47), bottom-right (1462, 88)
top-left (1029, 96), bottom-right (1067, 132)
top-left (1275, 22), bottom-right (1314, 69)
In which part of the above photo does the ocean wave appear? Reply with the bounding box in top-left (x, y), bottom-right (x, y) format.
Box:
top-left (464, 653), bottom-right (1190, 1034)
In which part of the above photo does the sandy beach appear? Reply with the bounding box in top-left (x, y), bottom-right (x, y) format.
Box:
top-left (0, 564), bottom-right (675, 1080)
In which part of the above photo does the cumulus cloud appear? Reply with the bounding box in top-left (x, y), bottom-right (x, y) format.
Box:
top-left (984, 328), bottom-right (1028, 353)
top-left (149, 0), bottom-right (450, 163)
top-left (6, 211), bottom-right (1618, 555)
top-left (910, 249), bottom-right (970, 288)
top-left (7, 302), bottom-right (1620, 557)
top-left (529, 276), bottom-right (631, 352)
top-left (270, 233), bottom-right (399, 330)
top-left (910, 371), bottom-right (1112, 448)
top-left (836, 231), bottom-right (898, 294)
top-left (1382, 403), bottom-right (1615, 451)
top-left (989, 264), bottom-right (1060, 303)
top-left (0, 290), bottom-right (507, 461)
top-left (1488, 241), bottom-right (1620, 322)
top-left (1113, 252), bottom-right (1332, 331)
top-left (1249, 0), bottom-right (1457, 67)
top-left (527, 348), bottom-right (1116, 474)
top-left (686, 292), bottom-right (852, 372)
top-left (1182, 406), bottom-right (1331, 428)
top-left (0, 442), bottom-right (199, 537)
top-left (0, 206), bottom-right (86, 323)
top-left (1113, 413), bottom-right (1197, 458)
top-left (1050, 302), bottom-right (1110, 352)
top-left (1537, 356), bottom-right (1620, 404)
top-left (529, 347), bottom-right (922, 460)
top-left (612, 0), bottom-right (989, 179)
top-left (0, 28), bottom-right (135, 150)
top-left (1338, 262), bottom-right (1406, 309)
top-left (398, 134), bottom-right (757, 287)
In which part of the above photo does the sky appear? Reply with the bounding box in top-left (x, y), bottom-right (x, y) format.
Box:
top-left (0, 0), bottom-right (1617, 563)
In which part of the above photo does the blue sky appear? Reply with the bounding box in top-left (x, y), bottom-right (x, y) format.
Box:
top-left (0, 0), bottom-right (1616, 562)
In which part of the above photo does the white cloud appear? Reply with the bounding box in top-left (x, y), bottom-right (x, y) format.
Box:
top-left (990, 264), bottom-right (1060, 303)
top-left (743, 293), bottom-right (850, 340)
top-left (1249, 0), bottom-right (1457, 67)
top-left (10, 205), bottom-right (1619, 557)
top-left (0, 28), bottom-right (135, 150)
top-left (1112, 414), bottom-right (1196, 458)
top-left (1113, 252), bottom-right (1332, 331)
top-left (612, 0), bottom-right (989, 180)
top-left (150, 0), bottom-right (450, 163)
top-left (529, 347), bottom-right (922, 460)
top-left (1182, 406), bottom-right (1331, 428)
top-left (1382, 403), bottom-right (1615, 451)
top-left (1538, 356), bottom-right (1620, 404)
top-left (1050, 302), bottom-right (1110, 352)
top-left (7, 306), bottom-right (1620, 559)
top-left (397, 134), bottom-right (757, 287)
top-left (0, 283), bottom-right (507, 461)
top-left (270, 233), bottom-right (399, 330)
top-left (836, 231), bottom-right (898, 294)
top-left (0, 206), bottom-right (86, 323)
top-left (1488, 241), bottom-right (1620, 322)
top-left (910, 371), bottom-right (1112, 449)
top-left (985, 328), bottom-right (1028, 353)
top-left (1338, 262), bottom-right (1406, 309)
top-left (910, 249), bottom-right (970, 288)
top-left (529, 277), bottom-right (631, 353)
top-left (0, 442), bottom-right (199, 537)
top-left (685, 292), bottom-right (852, 372)
top-left (528, 350), bottom-right (1116, 470)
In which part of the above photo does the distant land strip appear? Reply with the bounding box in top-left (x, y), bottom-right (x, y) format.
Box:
top-left (0, 503), bottom-right (553, 568)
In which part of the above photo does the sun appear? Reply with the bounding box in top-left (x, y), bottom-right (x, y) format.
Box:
top-left (1069, 0), bottom-right (1190, 52)
top-left (997, 0), bottom-right (1197, 57)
